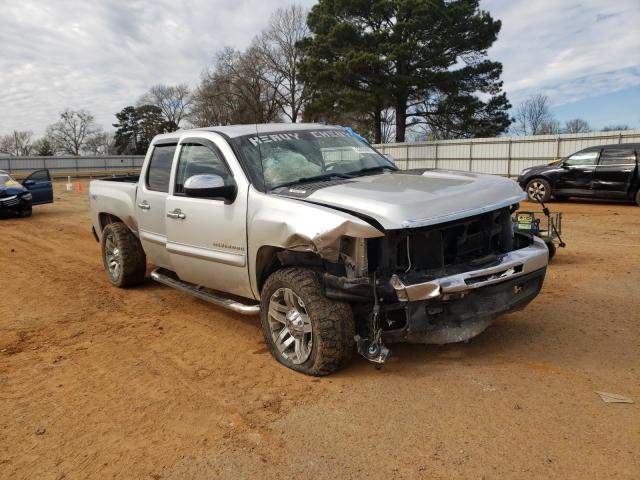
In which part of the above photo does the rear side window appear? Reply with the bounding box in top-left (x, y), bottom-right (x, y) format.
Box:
top-left (146, 144), bottom-right (176, 192)
top-left (599, 149), bottom-right (636, 165)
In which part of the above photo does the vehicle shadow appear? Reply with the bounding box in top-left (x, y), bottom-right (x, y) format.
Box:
top-left (344, 317), bottom-right (543, 377)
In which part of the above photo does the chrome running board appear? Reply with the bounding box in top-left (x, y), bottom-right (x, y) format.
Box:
top-left (150, 268), bottom-right (260, 316)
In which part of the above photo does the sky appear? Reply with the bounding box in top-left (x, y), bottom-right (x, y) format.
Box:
top-left (0, 0), bottom-right (639, 138)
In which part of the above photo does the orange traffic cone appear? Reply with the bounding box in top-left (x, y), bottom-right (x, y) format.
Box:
top-left (76, 182), bottom-right (83, 192)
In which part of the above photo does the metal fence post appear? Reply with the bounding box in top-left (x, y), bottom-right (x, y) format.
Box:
top-left (555, 136), bottom-right (561, 159)
top-left (469, 141), bottom-right (473, 172)
top-left (434, 142), bottom-right (439, 169)
top-left (405, 143), bottom-right (410, 170)
top-left (507, 139), bottom-right (512, 178)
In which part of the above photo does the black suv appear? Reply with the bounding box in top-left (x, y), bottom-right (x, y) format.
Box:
top-left (518, 144), bottom-right (640, 205)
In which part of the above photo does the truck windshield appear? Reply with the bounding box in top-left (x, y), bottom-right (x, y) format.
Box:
top-left (230, 129), bottom-right (396, 190)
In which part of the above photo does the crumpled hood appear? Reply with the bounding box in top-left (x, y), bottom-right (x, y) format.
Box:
top-left (303, 169), bottom-right (525, 230)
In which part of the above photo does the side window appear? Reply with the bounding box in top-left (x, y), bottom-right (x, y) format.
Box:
top-left (27, 170), bottom-right (51, 182)
top-left (599, 149), bottom-right (636, 166)
top-left (146, 144), bottom-right (176, 192)
top-left (565, 150), bottom-right (599, 166)
top-left (174, 144), bottom-right (231, 195)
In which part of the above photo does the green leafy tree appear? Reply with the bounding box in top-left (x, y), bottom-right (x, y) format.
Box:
top-left (113, 105), bottom-right (170, 154)
top-left (32, 137), bottom-right (55, 156)
top-left (300, 0), bottom-right (511, 142)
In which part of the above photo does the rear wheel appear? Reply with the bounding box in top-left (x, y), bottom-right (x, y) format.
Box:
top-left (636, 190), bottom-right (640, 207)
top-left (260, 268), bottom-right (354, 376)
top-left (525, 178), bottom-right (552, 202)
top-left (101, 222), bottom-right (146, 287)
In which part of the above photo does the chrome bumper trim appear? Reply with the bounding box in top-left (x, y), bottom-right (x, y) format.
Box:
top-left (390, 236), bottom-right (549, 302)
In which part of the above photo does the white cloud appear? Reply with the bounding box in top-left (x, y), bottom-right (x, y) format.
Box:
top-left (483, 0), bottom-right (640, 107)
top-left (0, 0), bottom-right (316, 136)
top-left (0, 0), bottom-right (638, 137)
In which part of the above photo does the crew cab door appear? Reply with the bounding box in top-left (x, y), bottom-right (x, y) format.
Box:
top-left (22, 169), bottom-right (53, 205)
top-left (555, 149), bottom-right (599, 195)
top-left (164, 135), bottom-right (252, 299)
top-left (135, 141), bottom-right (178, 270)
top-left (593, 147), bottom-right (637, 197)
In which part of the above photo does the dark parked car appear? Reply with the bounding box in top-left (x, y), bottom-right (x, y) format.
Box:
top-left (0, 169), bottom-right (53, 217)
top-left (518, 144), bottom-right (640, 205)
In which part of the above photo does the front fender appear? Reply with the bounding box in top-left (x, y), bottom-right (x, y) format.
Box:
top-left (247, 189), bottom-right (384, 297)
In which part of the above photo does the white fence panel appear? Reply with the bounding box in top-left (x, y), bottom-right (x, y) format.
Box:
top-left (375, 129), bottom-right (640, 177)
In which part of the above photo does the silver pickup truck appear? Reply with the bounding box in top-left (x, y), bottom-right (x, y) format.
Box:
top-left (90, 124), bottom-right (548, 375)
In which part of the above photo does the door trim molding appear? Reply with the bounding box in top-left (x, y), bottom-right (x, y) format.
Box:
top-left (166, 241), bottom-right (246, 267)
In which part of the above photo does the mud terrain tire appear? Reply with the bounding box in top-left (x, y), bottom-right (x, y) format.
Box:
top-left (101, 222), bottom-right (146, 287)
top-left (260, 268), bottom-right (354, 376)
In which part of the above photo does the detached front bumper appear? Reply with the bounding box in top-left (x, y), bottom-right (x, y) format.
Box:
top-left (383, 237), bottom-right (549, 344)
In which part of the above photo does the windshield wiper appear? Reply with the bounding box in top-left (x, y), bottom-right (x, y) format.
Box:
top-left (350, 165), bottom-right (398, 176)
top-left (272, 172), bottom-right (354, 190)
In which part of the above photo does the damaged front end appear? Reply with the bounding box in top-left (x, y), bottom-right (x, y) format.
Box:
top-left (323, 205), bottom-right (548, 362)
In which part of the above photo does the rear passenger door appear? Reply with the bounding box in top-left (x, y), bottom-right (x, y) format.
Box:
top-left (22, 169), bottom-right (53, 205)
top-left (135, 141), bottom-right (177, 270)
top-left (593, 148), bottom-right (637, 197)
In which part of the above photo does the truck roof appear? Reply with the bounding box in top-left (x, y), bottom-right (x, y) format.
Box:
top-left (152, 123), bottom-right (339, 142)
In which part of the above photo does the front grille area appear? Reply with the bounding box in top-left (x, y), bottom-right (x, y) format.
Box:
top-left (368, 207), bottom-right (515, 275)
top-left (0, 197), bottom-right (20, 208)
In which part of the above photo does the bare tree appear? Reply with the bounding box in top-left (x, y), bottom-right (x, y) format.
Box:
top-left (538, 120), bottom-right (561, 135)
top-left (563, 118), bottom-right (591, 133)
top-left (138, 84), bottom-right (192, 130)
top-left (512, 94), bottom-right (555, 136)
top-left (84, 131), bottom-right (114, 155)
top-left (602, 124), bottom-right (630, 131)
top-left (257, 4), bottom-right (311, 122)
top-left (190, 47), bottom-right (281, 126)
top-left (47, 109), bottom-right (99, 155)
top-left (0, 130), bottom-right (33, 156)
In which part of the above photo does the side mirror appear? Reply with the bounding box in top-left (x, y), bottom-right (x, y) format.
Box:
top-left (184, 174), bottom-right (237, 203)
top-left (23, 179), bottom-right (35, 187)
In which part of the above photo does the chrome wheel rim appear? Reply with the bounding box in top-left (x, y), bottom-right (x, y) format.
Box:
top-left (528, 181), bottom-right (546, 199)
top-left (267, 288), bottom-right (313, 365)
top-left (104, 234), bottom-right (121, 280)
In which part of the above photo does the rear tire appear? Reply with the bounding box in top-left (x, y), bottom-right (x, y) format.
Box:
top-left (636, 190), bottom-right (640, 207)
top-left (525, 178), bottom-right (552, 202)
top-left (101, 222), bottom-right (146, 287)
top-left (260, 268), bottom-right (354, 376)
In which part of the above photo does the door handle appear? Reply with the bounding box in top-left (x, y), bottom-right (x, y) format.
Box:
top-left (137, 201), bottom-right (150, 210)
top-left (167, 209), bottom-right (186, 220)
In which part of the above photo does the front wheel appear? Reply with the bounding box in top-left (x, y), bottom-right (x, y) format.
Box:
top-left (545, 241), bottom-right (556, 260)
top-left (525, 178), bottom-right (552, 202)
top-left (260, 268), bottom-right (355, 376)
top-left (101, 222), bottom-right (146, 287)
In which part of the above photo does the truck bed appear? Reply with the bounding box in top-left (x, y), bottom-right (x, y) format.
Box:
top-left (98, 174), bottom-right (140, 183)
top-left (89, 178), bottom-right (140, 237)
